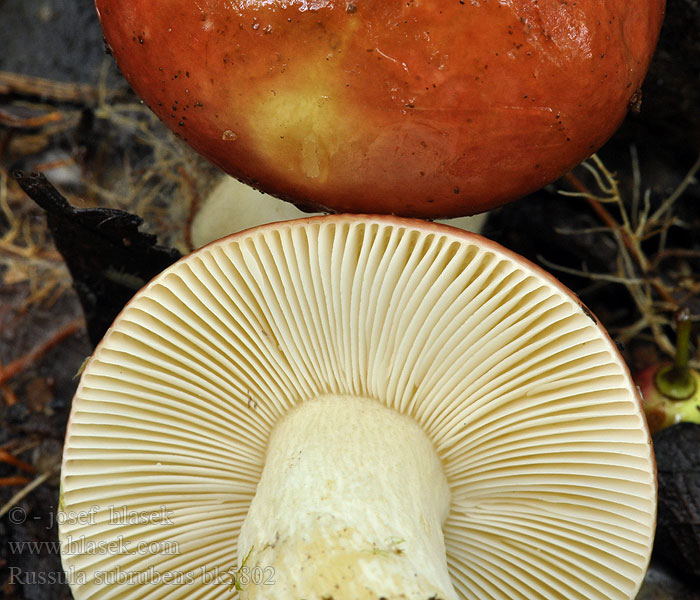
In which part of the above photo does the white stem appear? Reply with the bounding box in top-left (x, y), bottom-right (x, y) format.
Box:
top-left (238, 395), bottom-right (455, 600)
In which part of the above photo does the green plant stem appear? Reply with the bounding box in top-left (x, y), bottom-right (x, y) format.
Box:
top-left (655, 309), bottom-right (697, 400)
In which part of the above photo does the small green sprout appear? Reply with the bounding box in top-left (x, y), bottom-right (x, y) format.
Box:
top-left (229, 545), bottom-right (254, 592)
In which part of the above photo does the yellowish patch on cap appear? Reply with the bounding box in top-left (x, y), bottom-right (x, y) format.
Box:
top-left (245, 19), bottom-right (363, 184)
top-left (247, 79), bottom-right (354, 182)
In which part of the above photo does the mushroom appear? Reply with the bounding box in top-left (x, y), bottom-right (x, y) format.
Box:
top-left (59, 215), bottom-right (656, 600)
top-left (94, 0), bottom-right (666, 218)
top-left (190, 176), bottom-right (322, 249)
top-left (190, 176), bottom-right (488, 248)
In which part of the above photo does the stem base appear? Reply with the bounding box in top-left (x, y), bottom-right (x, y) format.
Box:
top-left (238, 395), bottom-right (455, 600)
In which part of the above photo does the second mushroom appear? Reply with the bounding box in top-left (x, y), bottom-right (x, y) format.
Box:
top-left (59, 215), bottom-right (656, 600)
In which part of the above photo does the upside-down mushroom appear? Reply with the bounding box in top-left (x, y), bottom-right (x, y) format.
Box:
top-left (59, 215), bottom-right (656, 600)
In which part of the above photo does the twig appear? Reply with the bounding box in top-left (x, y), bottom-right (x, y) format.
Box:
top-left (554, 225), bottom-right (621, 236)
top-left (556, 152), bottom-right (700, 359)
top-left (652, 248), bottom-right (700, 268)
top-left (0, 317), bottom-right (84, 386)
top-left (565, 170), bottom-right (649, 271)
top-left (178, 165), bottom-right (201, 251)
top-left (1, 439), bottom-right (41, 455)
top-left (647, 153), bottom-right (700, 228)
top-left (0, 105), bottom-right (63, 129)
top-left (537, 256), bottom-right (646, 284)
top-left (562, 166), bottom-right (677, 308)
top-left (630, 145), bottom-right (642, 228)
top-left (0, 462), bottom-right (60, 519)
top-left (0, 449), bottom-right (36, 474)
top-left (0, 70), bottom-right (128, 105)
top-left (0, 476), bottom-right (31, 487)
top-left (1, 385), bottom-right (19, 407)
